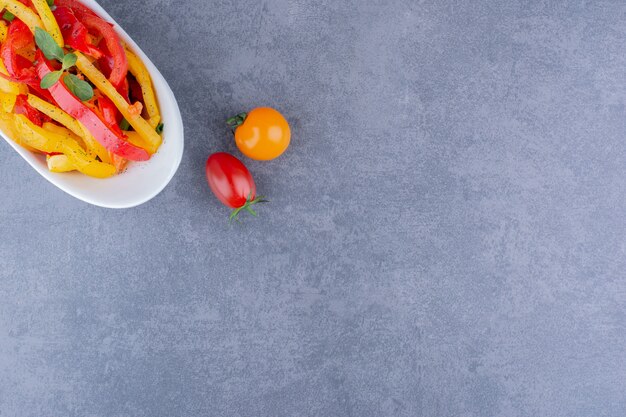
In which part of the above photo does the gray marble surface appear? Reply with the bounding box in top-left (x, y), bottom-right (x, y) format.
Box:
top-left (1, 1), bottom-right (625, 416)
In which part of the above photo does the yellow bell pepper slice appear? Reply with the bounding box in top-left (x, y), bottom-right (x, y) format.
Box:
top-left (75, 52), bottom-right (162, 154)
top-left (125, 48), bottom-right (161, 128)
top-left (13, 114), bottom-right (117, 178)
top-left (0, 21), bottom-right (7, 42)
top-left (122, 130), bottom-right (150, 149)
top-left (0, 91), bottom-right (16, 112)
top-left (43, 123), bottom-right (124, 173)
top-left (0, 111), bottom-right (17, 139)
top-left (28, 95), bottom-right (89, 143)
top-left (30, 0), bottom-right (63, 47)
top-left (0, 0), bottom-right (44, 35)
top-left (26, 94), bottom-right (112, 163)
top-left (42, 121), bottom-right (86, 148)
top-left (0, 111), bottom-right (36, 151)
top-left (27, 95), bottom-right (85, 137)
top-left (78, 122), bottom-right (112, 163)
top-left (43, 122), bottom-right (79, 137)
top-left (47, 154), bottom-right (75, 173)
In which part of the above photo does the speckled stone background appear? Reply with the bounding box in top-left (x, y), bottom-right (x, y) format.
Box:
top-left (1, 0), bottom-right (625, 416)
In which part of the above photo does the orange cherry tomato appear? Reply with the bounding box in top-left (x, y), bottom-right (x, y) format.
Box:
top-left (227, 107), bottom-right (291, 161)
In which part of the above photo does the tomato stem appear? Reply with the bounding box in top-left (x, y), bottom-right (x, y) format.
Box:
top-left (229, 194), bottom-right (269, 223)
top-left (226, 112), bottom-right (247, 132)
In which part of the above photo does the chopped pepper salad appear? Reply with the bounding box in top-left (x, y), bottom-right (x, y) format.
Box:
top-left (0, 0), bottom-right (163, 178)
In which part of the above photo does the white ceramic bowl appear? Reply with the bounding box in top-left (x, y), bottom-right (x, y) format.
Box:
top-left (0, 0), bottom-right (184, 209)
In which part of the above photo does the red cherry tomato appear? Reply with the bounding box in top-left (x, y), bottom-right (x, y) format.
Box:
top-left (205, 152), bottom-right (268, 222)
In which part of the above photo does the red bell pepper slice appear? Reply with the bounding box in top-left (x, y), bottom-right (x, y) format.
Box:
top-left (35, 51), bottom-right (150, 161)
top-left (52, 6), bottom-right (103, 59)
top-left (0, 20), bottom-right (38, 84)
top-left (97, 41), bottom-right (129, 100)
top-left (119, 77), bottom-right (129, 102)
top-left (98, 95), bottom-right (122, 126)
top-left (0, 22), bottom-right (55, 101)
top-left (80, 14), bottom-right (127, 88)
top-left (54, 0), bottom-right (97, 17)
top-left (129, 77), bottom-right (143, 104)
top-left (13, 94), bottom-right (49, 126)
top-left (12, 55), bottom-right (55, 102)
top-left (97, 96), bottom-right (128, 171)
top-left (56, 0), bottom-right (128, 88)
top-left (26, 81), bottom-right (55, 103)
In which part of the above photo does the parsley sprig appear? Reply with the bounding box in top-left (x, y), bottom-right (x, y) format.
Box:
top-left (35, 28), bottom-right (93, 101)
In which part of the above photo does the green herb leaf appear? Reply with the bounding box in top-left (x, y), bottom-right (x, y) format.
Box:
top-left (250, 196), bottom-right (270, 205)
top-left (3, 11), bottom-right (15, 22)
top-left (155, 122), bottom-right (164, 134)
top-left (35, 27), bottom-right (65, 62)
top-left (61, 53), bottom-right (76, 70)
top-left (46, 0), bottom-right (54, 5)
top-left (40, 71), bottom-right (62, 89)
top-left (229, 207), bottom-right (244, 224)
top-left (228, 193), bottom-right (269, 224)
top-left (63, 73), bottom-right (94, 101)
top-left (119, 118), bottom-right (130, 131)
